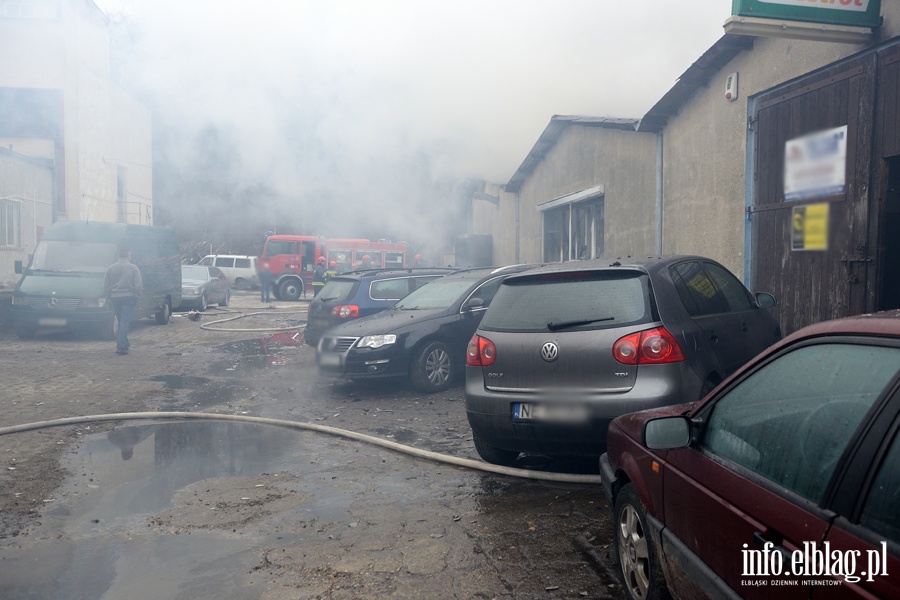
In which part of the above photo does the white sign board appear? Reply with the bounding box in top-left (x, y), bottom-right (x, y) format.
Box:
top-left (784, 125), bottom-right (847, 202)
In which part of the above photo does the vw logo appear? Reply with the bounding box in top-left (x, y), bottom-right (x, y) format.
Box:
top-left (49, 297), bottom-right (59, 308)
top-left (540, 342), bottom-right (559, 362)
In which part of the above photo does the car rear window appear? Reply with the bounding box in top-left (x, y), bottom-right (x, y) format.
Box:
top-left (370, 278), bottom-right (410, 300)
top-left (479, 271), bottom-right (651, 332)
top-left (393, 279), bottom-right (476, 310)
top-left (317, 279), bottom-right (357, 302)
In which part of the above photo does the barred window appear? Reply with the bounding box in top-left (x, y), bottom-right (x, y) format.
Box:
top-left (0, 199), bottom-right (21, 248)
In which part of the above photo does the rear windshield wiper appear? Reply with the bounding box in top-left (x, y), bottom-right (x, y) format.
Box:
top-left (546, 317), bottom-right (614, 331)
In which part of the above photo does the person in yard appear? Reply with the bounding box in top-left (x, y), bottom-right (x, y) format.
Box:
top-left (312, 256), bottom-right (327, 296)
top-left (259, 261), bottom-right (274, 303)
top-left (325, 259), bottom-right (339, 282)
top-left (103, 247), bottom-right (142, 355)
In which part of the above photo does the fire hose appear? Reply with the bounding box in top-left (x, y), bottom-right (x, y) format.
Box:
top-left (0, 411), bottom-right (603, 484)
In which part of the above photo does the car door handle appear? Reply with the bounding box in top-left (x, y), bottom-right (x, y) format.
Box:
top-left (741, 322), bottom-right (748, 332)
top-left (752, 531), bottom-right (792, 563)
top-left (709, 330), bottom-right (718, 343)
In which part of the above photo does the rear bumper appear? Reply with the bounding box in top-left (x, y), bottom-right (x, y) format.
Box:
top-left (464, 362), bottom-right (698, 457)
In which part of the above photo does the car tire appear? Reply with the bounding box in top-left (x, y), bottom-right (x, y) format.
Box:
top-left (473, 432), bottom-right (519, 466)
top-left (411, 340), bottom-right (454, 393)
top-left (614, 483), bottom-right (671, 600)
top-left (219, 289), bottom-right (231, 307)
top-left (279, 279), bottom-right (303, 302)
top-left (234, 278), bottom-right (248, 290)
top-left (198, 293), bottom-right (208, 312)
top-left (155, 300), bottom-right (171, 324)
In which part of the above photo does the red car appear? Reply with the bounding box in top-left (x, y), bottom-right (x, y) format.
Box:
top-left (601, 311), bottom-right (900, 599)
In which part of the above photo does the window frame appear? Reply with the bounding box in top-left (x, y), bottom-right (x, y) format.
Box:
top-left (0, 198), bottom-right (22, 248)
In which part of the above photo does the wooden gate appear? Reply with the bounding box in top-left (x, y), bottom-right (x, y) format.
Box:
top-left (749, 53), bottom-right (877, 335)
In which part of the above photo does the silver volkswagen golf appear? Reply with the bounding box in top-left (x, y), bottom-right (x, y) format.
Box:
top-left (464, 255), bottom-right (781, 465)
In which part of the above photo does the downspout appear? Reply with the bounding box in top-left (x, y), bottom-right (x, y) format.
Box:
top-left (515, 193), bottom-right (520, 263)
top-left (656, 131), bottom-right (664, 254)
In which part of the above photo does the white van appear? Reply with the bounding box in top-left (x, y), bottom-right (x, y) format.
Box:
top-left (198, 255), bottom-right (259, 289)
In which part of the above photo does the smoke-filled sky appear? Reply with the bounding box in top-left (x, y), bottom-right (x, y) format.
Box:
top-left (95, 0), bottom-right (730, 251)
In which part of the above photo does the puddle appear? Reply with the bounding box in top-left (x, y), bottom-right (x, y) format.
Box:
top-left (0, 421), bottom-right (614, 598)
top-left (0, 421), bottom-right (368, 599)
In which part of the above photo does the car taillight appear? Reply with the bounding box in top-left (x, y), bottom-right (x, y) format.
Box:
top-left (332, 305), bottom-right (359, 318)
top-left (467, 334), bottom-right (497, 366)
top-left (613, 327), bottom-right (686, 365)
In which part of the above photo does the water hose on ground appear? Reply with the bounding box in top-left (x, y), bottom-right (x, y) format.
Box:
top-left (0, 411), bottom-right (603, 485)
top-left (195, 308), bottom-right (308, 333)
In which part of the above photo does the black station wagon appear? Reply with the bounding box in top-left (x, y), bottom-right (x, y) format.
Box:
top-left (316, 265), bottom-right (535, 392)
top-left (464, 255), bottom-right (781, 465)
top-left (304, 268), bottom-right (454, 346)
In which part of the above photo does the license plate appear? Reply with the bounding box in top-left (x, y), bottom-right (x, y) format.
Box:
top-left (318, 353), bottom-right (342, 367)
top-left (38, 317), bottom-right (67, 327)
top-left (513, 402), bottom-right (589, 423)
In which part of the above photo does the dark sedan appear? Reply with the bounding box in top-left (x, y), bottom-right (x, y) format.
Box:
top-left (178, 265), bottom-right (231, 311)
top-left (601, 310), bottom-right (900, 600)
top-left (465, 255), bottom-right (780, 464)
top-left (304, 268), bottom-right (454, 346)
top-left (316, 265), bottom-right (535, 392)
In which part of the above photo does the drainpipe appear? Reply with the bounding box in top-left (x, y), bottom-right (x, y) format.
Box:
top-left (515, 193), bottom-right (520, 263)
top-left (656, 132), bottom-right (664, 254)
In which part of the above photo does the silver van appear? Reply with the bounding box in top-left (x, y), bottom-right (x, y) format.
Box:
top-left (198, 255), bottom-right (259, 289)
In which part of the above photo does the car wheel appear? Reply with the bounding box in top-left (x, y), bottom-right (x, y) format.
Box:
top-left (279, 279), bottom-right (302, 301)
top-left (155, 300), bottom-right (171, 324)
top-left (614, 484), bottom-right (670, 600)
top-left (234, 278), bottom-right (248, 290)
top-left (219, 289), bottom-right (231, 307)
top-left (473, 432), bottom-right (519, 466)
top-left (411, 340), bottom-right (453, 392)
top-left (198, 293), bottom-right (208, 312)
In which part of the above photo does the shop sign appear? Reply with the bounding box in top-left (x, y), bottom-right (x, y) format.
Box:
top-left (784, 126), bottom-right (847, 202)
top-left (732, 0), bottom-right (881, 28)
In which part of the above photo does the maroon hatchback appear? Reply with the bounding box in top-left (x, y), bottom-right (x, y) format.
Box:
top-left (601, 311), bottom-right (900, 599)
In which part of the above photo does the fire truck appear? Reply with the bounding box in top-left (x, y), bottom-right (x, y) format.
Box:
top-left (259, 234), bottom-right (409, 300)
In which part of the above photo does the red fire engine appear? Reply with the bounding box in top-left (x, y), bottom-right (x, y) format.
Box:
top-left (259, 235), bottom-right (409, 300)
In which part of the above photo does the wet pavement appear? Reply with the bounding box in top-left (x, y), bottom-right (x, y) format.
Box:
top-left (0, 291), bottom-right (621, 599)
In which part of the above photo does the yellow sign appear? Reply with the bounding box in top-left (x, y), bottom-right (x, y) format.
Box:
top-left (791, 203), bottom-right (829, 251)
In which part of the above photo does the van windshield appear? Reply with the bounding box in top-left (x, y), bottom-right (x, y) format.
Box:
top-left (31, 241), bottom-right (119, 274)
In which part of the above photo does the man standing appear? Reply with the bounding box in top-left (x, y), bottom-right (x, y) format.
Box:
top-left (259, 261), bottom-right (273, 303)
top-left (103, 247), bottom-right (142, 355)
top-left (312, 256), bottom-right (327, 296)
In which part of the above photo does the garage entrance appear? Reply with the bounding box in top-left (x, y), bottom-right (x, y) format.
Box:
top-left (749, 38), bottom-right (900, 334)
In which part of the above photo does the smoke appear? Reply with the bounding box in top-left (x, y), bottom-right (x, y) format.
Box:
top-left (98, 0), bottom-right (726, 256)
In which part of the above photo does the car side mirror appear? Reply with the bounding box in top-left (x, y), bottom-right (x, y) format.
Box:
top-left (14, 260), bottom-right (23, 274)
top-left (755, 292), bottom-right (776, 309)
top-left (643, 416), bottom-right (692, 450)
top-left (463, 297), bottom-right (485, 312)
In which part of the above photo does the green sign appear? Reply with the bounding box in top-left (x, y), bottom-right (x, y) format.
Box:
top-left (733, 0), bottom-right (882, 28)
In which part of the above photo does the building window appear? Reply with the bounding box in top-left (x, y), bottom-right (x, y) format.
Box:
top-left (1, 199), bottom-right (21, 248)
top-left (542, 196), bottom-right (604, 262)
